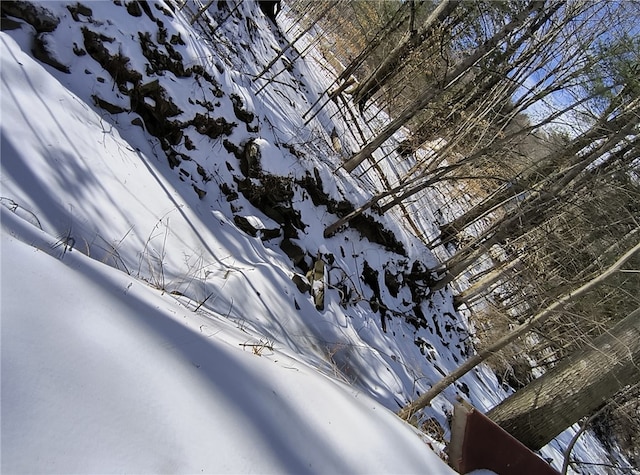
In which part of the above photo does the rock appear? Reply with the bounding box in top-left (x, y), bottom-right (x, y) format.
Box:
top-left (230, 93), bottom-right (255, 125)
top-left (291, 273), bottom-right (311, 293)
top-left (125, 1), bottom-right (142, 17)
top-left (129, 80), bottom-right (185, 144)
top-left (1, 17), bottom-right (23, 30)
top-left (81, 27), bottom-right (142, 89)
top-left (2, 1), bottom-right (59, 33)
top-left (258, 0), bottom-right (281, 23)
top-left (67, 3), bottom-right (93, 22)
top-left (192, 185), bottom-right (206, 200)
top-left (260, 227), bottom-right (281, 241)
top-left (280, 238), bottom-right (308, 272)
top-left (138, 30), bottom-right (187, 77)
top-left (233, 215), bottom-right (258, 237)
top-left (191, 114), bottom-right (237, 140)
top-left (384, 268), bottom-right (401, 298)
top-left (31, 34), bottom-right (69, 73)
top-left (92, 95), bottom-right (127, 114)
top-left (220, 183), bottom-right (239, 201)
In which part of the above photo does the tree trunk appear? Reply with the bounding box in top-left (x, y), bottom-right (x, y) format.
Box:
top-left (342, 0), bottom-right (546, 173)
top-left (396, 241), bottom-right (640, 421)
top-left (453, 257), bottom-right (523, 306)
top-left (190, 0), bottom-right (216, 25)
top-left (440, 110), bottom-right (637, 237)
top-left (337, 2), bottom-right (411, 84)
top-left (487, 306), bottom-right (640, 450)
top-left (350, 0), bottom-right (461, 110)
top-left (254, 1), bottom-right (335, 81)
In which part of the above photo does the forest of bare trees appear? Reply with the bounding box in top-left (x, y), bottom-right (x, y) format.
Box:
top-left (189, 0), bottom-right (640, 466)
top-left (282, 0), bottom-right (639, 467)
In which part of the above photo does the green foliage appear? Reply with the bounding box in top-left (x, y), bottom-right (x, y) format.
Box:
top-left (586, 33), bottom-right (640, 116)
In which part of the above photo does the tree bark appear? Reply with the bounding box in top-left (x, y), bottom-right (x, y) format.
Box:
top-left (487, 306), bottom-right (640, 450)
top-left (337, 2), bottom-right (411, 84)
top-left (397, 241), bottom-right (640, 421)
top-left (440, 109), bottom-right (637, 237)
top-left (453, 257), bottom-right (523, 306)
top-left (342, 0), bottom-right (546, 173)
top-left (350, 0), bottom-right (461, 110)
top-left (254, 1), bottom-right (335, 81)
top-left (190, 0), bottom-right (216, 25)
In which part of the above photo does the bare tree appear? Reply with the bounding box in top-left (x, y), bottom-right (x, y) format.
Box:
top-left (397, 241), bottom-right (640, 420)
top-left (254, 1), bottom-right (336, 81)
top-left (487, 306), bottom-right (640, 450)
top-left (349, 0), bottom-right (461, 111)
top-left (341, 0), bottom-right (550, 173)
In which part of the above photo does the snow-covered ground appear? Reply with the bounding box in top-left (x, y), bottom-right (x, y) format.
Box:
top-left (0, 1), bottom-right (622, 473)
top-left (2, 207), bottom-right (457, 473)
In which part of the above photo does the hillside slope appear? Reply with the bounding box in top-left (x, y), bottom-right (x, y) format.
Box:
top-left (2, 205), bottom-right (459, 473)
top-left (0, 1), bottom-right (618, 472)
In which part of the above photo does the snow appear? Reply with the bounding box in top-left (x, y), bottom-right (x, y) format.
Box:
top-left (0, 0), bottom-right (624, 473)
top-left (1, 208), bottom-right (453, 473)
